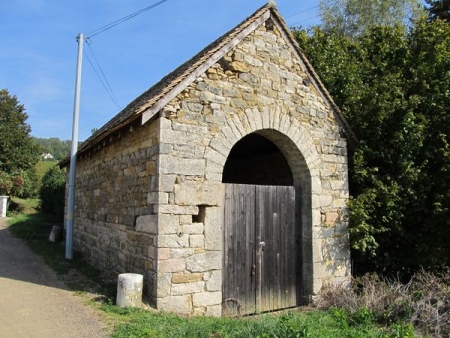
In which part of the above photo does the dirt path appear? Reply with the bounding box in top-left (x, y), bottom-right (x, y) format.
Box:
top-left (0, 217), bottom-right (109, 338)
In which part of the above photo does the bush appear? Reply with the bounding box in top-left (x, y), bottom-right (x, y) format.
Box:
top-left (39, 165), bottom-right (65, 220)
top-left (317, 270), bottom-right (450, 337)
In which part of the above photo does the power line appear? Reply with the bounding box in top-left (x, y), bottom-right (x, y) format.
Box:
top-left (84, 44), bottom-right (122, 111)
top-left (288, 14), bottom-right (321, 27)
top-left (87, 0), bottom-right (169, 38)
top-left (285, 5), bottom-right (319, 19)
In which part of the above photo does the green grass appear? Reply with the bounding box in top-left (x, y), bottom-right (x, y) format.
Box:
top-left (6, 200), bottom-right (418, 338)
top-left (36, 160), bottom-right (59, 181)
top-left (8, 197), bottom-right (40, 215)
top-left (101, 305), bottom-right (415, 338)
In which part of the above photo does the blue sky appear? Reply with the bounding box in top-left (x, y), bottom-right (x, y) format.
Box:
top-left (1, 0), bottom-right (320, 141)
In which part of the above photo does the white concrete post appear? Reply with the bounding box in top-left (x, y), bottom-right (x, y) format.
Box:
top-left (0, 196), bottom-right (8, 217)
top-left (116, 273), bottom-right (143, 308)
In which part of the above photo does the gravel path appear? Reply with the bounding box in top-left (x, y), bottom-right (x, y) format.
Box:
top-left (0, 217), bottom-right (109, 338)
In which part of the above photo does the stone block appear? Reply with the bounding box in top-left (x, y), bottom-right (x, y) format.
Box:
top-left (204, 207), bottom-right (223, 251)
top-left (158, 129), bottom-right (188, 144)
top-left (232, 114), bottom-right (247, 137)
top-left (204, 148), bottom-right (227, 166)
top-left (206, 305), bottom-right (222, 317)
top-left (325, 212), bottom-right (340, 225)
top-left (157, 295), bottom-right (192, 315)
top-left (171, 248), bottom-right (195, 259)
top-left (159, 155), bottom-right (205, 176)
top-left (148, 246), bottom-right (157, 259)
top-left (172, 273), bottom-right (204, 284)
top-left (205, 161), bottom-right (224, 178)
top-left (174, 180), bottom-right (198, 205)
top-left (206, 270), bottom-right (222, 291)
top-left (158, 248), bottom-right (171, 260)
top-left (186, 252), bottom-right (221, 272)
top-left (159, 214), bottom-right (180, 235)
top-left (158, 205), bottom-right (198, 215)
top-left (182, 223), bottom-right (204, 235)
top-left (171, 281), bottom-right (205, 296)
top-left (158, 258), bottom-right (186, 273)
top-left (193, 291), bottom-right (222, 307)
top-left (190, 234), bottom-right (205, 248)
top-left (135, 215), bottom-right (157, 234)
top-left (198, 181), bottom-right (223, 206)
top-left (157, 234), bottom-right (189, 248)
top-left (159, 175), bottom-right (176, 192)
top-left (147, 192), bottom-right (168, 205)
top-left (157, 273), bottom-right (172, 298)
top-left (229, 61), bottom-right (250, 73)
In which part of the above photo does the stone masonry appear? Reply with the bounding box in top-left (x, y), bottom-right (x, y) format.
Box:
top-left (66, 6), bottom-right (351, 317)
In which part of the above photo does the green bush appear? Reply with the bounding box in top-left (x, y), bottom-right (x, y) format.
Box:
top-left (39, 165), bottom-right (65, 220)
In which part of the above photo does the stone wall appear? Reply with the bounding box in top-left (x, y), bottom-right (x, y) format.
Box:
top-left (72, 119), bottom-right (160, 300)
top-left (153, 19), bottom-right (350, 315)
top-left (69, 17), bottom-right (350, 316)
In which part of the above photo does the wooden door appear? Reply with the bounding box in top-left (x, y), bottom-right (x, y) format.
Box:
top-left (223, 184), bottom-right (298, 315)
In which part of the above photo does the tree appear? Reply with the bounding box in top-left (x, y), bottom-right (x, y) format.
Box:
top-left (39, 165), bottom-right (66, 221)
top-left (294, 17), bottom-right (450, 275)
top-left (318, 0), bottom-right (425, 38)
top-left (425, 0), bottom-right (450, 21)
top-left (0, 89), bottom-right (40, 197)
top-left (32, 137), bottom-right (71, 160)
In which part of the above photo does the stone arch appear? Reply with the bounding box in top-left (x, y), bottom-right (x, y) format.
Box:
top-left (210, 108), bottom-right (322, 301)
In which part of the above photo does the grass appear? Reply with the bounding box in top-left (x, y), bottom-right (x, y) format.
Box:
top-left (5, 201), bottom-right (419, 338)
top-left (8, 196), bottom-right (40, 215)
top-left (36, 159), bottom-right (59, 181)
top-left (100, 305), bottom-right (415, 338)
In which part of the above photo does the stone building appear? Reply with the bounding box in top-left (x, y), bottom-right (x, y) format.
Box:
top-left (61, 4), bottom-right (355, 316)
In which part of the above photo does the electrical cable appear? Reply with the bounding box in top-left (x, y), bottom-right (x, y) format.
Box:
top-left (288, 14), bottom-right (320, 27)
top-left (85, 40), bottom-right (122, 110)
top-left (84, 49), bottom-right (122, 111)
top-left (87, 0), bottom-right (169, 38)
top-left (284, 5), bottom-right (318, 19)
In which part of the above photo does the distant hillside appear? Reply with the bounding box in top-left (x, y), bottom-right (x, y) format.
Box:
top-left (32, 137), bottom-right (71, 160)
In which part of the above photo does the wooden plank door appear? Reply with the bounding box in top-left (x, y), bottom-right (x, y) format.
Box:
top-left (223, 184), bottom-right (256, 315)
top-left (223, 184), bottom-right (298, 315)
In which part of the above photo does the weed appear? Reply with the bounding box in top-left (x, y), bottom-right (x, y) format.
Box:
top-left (317, 271), bottom-right (449, 337)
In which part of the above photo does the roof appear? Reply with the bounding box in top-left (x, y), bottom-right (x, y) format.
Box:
top-left (60, 3), bottom-right (356, 166)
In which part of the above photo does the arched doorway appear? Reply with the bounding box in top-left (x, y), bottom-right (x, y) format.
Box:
top-left (222, 133), bottom-right (293, 185)
top-left (222, 131), bottom-right (309, 315)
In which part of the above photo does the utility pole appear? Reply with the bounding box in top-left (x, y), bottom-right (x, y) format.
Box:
top-left (66, 33), bottom-right (84, 259)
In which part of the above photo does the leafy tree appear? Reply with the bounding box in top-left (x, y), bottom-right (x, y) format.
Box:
top-left (405, 18), bottom-right (450, 269)
top-left (425, 0), bottom-right (450, 21)
top-left (294, 17), bottom-right (450, 275)
top-left (0, 89), bottom-right (40, 197)
top-left (318, 0), bottom-right (425, 38)
top-left (32, 137), bottom-right (71, 160)
top-left (39, 165), bottom-right (66, 220)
